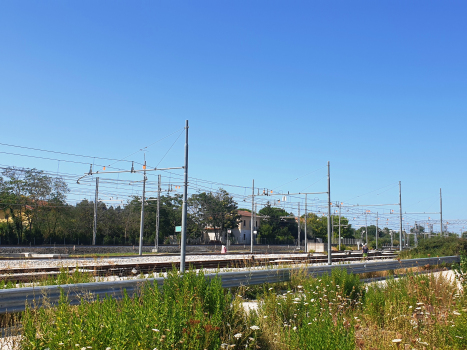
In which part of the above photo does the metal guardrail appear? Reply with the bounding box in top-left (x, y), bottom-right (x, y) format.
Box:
top-left (0, 256), bottom-right (459, 314)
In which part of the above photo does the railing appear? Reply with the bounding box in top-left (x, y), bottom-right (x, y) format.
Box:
top-left (0, 256), bottom-right (459, 314)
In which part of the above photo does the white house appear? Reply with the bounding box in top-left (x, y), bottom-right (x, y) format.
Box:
top-left (204, 210), bottom-right (260, 244)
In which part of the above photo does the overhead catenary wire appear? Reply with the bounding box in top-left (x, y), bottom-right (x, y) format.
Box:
top-left (0, 142), bottom-right (462, 234)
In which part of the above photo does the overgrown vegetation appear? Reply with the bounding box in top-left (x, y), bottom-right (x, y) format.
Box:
top-left (14, 265), bottom-right (467, 349)
top-left (0, 267), bottom-right (94, 289)
top-left (400, 236), bottom-right (467, 259)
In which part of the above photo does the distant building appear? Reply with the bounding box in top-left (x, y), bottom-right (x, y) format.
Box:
top-left (204, 210), bottom-right (260, 244)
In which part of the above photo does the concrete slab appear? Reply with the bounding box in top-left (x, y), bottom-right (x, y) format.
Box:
top-left (0, 253), bottom-right (68, 258)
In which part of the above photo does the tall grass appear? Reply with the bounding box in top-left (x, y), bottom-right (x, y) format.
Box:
top-left (16, 266), bottom-right (467, 349)
top-left (361, 272), bottom-right (466, 349)
top-left (254, 268), bottom-right (362, 350)
top-left (21, 268), bottom-right (233, 350)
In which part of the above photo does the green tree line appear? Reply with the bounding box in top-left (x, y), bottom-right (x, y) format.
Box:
top-left (1, 167), bottom-right (367, 245)
top-left (0, 168), bottom-right (244, 245)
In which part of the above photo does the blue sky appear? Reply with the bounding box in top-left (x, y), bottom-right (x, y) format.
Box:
top-left (1, 1), bottom-right (466, 233)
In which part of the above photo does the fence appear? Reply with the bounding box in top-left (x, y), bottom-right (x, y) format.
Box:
top-left (331, 237), bottom-right (363, 246)
top-left (0, 256), bottom-right (459, 314)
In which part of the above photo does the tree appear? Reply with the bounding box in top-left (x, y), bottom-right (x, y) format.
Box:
top-left (72, 199), bottom-right (95, 245)
top-left (0, 167), bottom-right (69, 244)
top-left (303, 213), bottom-right (328, 240)
top-left (143, 194), bottom-right (183, 244)
top-left (330, 215), bottom-right (355, 239)
top-left (257, 205), bottom-right (296, 242)
top-left (188, 189), bottom-right (240, 242)
top-left (410, 225), bottom-right (425, 233)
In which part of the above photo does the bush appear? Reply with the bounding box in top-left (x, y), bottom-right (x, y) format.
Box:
top-left (400, 236), bottom-right (467, 258)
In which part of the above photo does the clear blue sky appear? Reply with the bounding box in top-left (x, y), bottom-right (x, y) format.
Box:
top-left (1, 1), bottom-right (466, 234)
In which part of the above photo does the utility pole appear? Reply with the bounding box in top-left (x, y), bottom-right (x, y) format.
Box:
top-left (254, 203), bottom-right (257, 245)
top-left (138, 161), bottom-right (147, 256)
top-left (327, 161), bottom-right (331, 265)
top-left (399, 181), bottom-right (403, 251)
top-left (331, 209), bottom-right (334, 244)
top-left (414, 221), bottom-right (418, 247)
top-left (155, 174), bottom-right (161, 252)
top-left (180, 120), bottom-right (189, 273)
top-left (93, 177), bottom-right (99, 246)
top-left (251, 179), bottom-right (254, 253)
top-left (365, 211), bottom-right (368, 244)
top-left (376, 212), bottom-right (378, 250)
top-left (338, 202), bottom-right (341, 251)
top-left (440, 188), bottom-right (443, 237)
top-left (305, 194), bottom-right (308, 253)
top-left (297, 202), bottom-right (300, 249)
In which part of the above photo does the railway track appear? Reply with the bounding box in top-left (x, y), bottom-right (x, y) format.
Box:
top-left (0, 253), bottom-right (397, 284)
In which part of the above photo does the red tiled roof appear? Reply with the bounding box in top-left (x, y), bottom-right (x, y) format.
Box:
top-left (237, 210), bottom-right (252, 217)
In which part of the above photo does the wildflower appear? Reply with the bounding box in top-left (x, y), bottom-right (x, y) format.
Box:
top-left (304, 302), bottom-right (309, 305)
top-left (58, 343), bottom-right (64, 346)
top-left (249, 337), bottom-right (255, 341)
top-left (453, 311), bottom-right (461, 316)
top-left (250, 325), bottom-right (260, 331)
top-left (106, 348), bottom-right (111, 350)
top-left (81, 348), bottom-right (86, 350)
top-left (456, 336), bottom-right (463, 339)
top-left (221, 344), bottom-right (229, 349)
top-left (152, 329), bottom-right (160, 332)
top-left (234, 333), bottom-right (242, 339)
top-left (392, 339), bottom-right (402, 343)
top-left (268, 287), bottom-right (273, 291)
top-left (294, 297), bottom-right (300, 301)
top-left (293, 326), bottom-right (297, 330)
top-left (297, 285), bottom-right (303, 289)
top-left (263, 316), bottom-right (268, 318)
